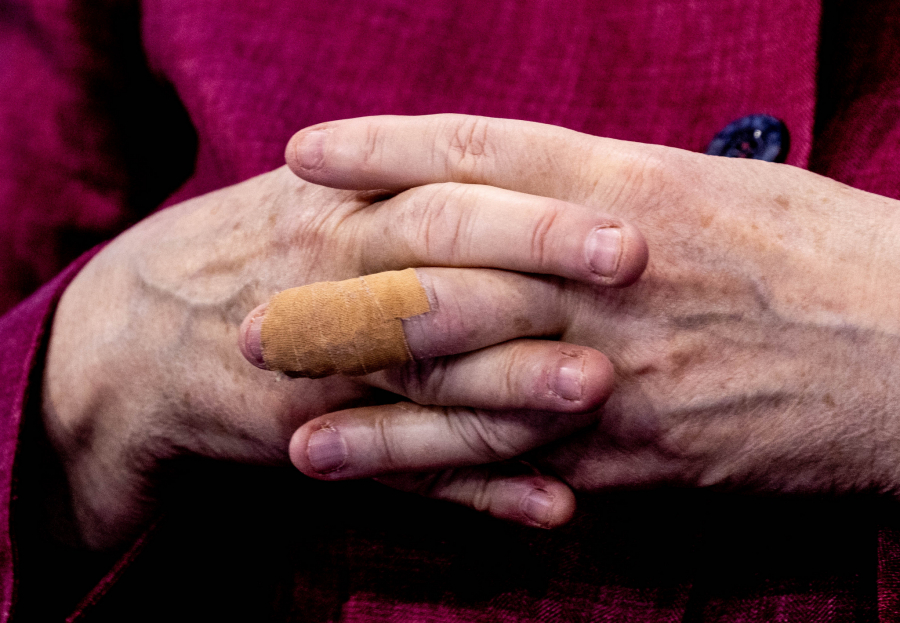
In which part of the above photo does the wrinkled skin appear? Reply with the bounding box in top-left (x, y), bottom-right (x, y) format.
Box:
top-left (284, 114), bottom-right (900, 500)
top-left (42, 162), bottom-right (648, 549)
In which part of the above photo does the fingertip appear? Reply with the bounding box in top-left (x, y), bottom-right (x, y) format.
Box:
top-left (239, 303), bottom-right (269, 369)
top-left (378, 469), bottom-right (577, 529)
top-left (581, 220), bottom-right (647, 288)
top-left (290, 420), bottom-right (354, 481)
top-left (285, 125), bottom-right (331, 177)
top-left (518, 480), bottom-right (576, 528)
top-left (288, 424), bottom-right (314, 475)
top-left (577, 348), bottom-right (616, 407)
top-left (285, 130), bottom-right (305, 174)
top-left (549, 345), bottom-right (613, 412)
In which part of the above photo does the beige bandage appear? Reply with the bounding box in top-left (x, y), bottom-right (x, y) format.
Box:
top-left (260, 268), bottom-right (431, 377)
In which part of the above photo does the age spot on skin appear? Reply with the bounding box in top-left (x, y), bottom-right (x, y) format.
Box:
top-left (668, 349), bottom-right (695, 376)
top-left (513, 316), bottom-right (534, 333)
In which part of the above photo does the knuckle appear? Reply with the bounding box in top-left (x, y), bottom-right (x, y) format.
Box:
top-left (444, 115), bottom-right (494, 179)
top-left (415, 184), bottom-right (458, 259)
top-left (469, 475), bottom-right (496, 513)
top-left (447, 408), bottom-right (522, 462)
top-left (616, 153), bottom-right (666, 210)
top-left (371, 413), bottom-right (406, 471)
top-left (413, 195), bottom-right (440, 260)
top-left (587, 147), bottom-right (684, 216)
top-left (499, 342), bottom-right (531, 399)
top-left (528, 200), bottom-right (564, 269)
top-left (392, 183), bottom-right (474, 263)
top-left (391, 357), bottom-right (449, 404)
top-left (360, 121), bottom-right (388, 172)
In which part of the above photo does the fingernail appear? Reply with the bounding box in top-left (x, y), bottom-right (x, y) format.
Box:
top-left (585, 227), bottom-right (622, 278)
top-left (307, 427), bottom-right (348, 474)
top-left (239, 304), bottom-right (268, 369)
top-left (294, 130), bottom-right (327, 170)
top-left (522, 489), bottom-right (554, 527)
top-left (552, 356), bottom-right (584, 401)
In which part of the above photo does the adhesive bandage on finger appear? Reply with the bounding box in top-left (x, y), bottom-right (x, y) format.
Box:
top-left (260, 268), bottom-right (431, 377)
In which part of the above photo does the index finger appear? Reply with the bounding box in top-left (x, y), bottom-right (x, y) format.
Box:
top-left (285, 114), bottom-right (674, 207)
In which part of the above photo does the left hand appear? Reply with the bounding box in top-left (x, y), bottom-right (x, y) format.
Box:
top-left (283, 113), bottom-right (900, 499)
top-left (44, 161), bottom-right (648, 548)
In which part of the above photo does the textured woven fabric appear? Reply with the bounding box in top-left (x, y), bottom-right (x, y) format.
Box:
top-left (0, 250), bottom-right (101, 621)
top-left (1, 0), bottom-right (900, 621)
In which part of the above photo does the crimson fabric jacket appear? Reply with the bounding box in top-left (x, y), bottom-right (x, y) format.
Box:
top-left (3, 0), bottom-right (900, 620)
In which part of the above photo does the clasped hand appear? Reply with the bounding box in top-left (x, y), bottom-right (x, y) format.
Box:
top-left (43, 114), bottom-right (900, 551)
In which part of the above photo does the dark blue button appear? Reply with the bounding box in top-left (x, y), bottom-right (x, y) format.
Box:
top-left (706, 115), bottom-right (789, 163)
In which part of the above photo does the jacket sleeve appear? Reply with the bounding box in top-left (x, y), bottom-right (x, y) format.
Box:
top-left (0, 249), bottom-right (99, 622)
top-left (0, 2), bottom-right (196, 619)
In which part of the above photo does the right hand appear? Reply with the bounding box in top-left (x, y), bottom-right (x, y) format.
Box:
top-left (41, 165), bottom-right (647, 549)
top-left (280, 113), bottom-right (900, 507)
